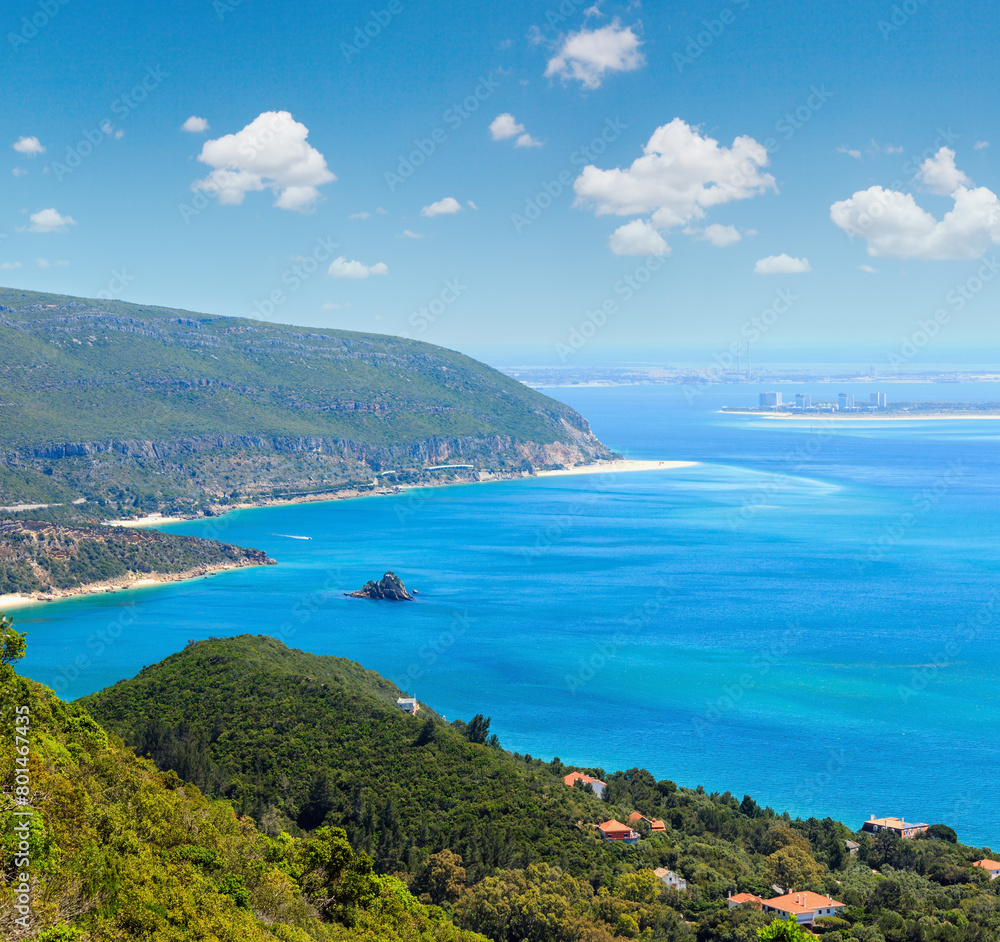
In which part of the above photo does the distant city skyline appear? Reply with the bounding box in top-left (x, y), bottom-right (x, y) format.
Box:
top-left (4, 0), bottom-right (1000, 356)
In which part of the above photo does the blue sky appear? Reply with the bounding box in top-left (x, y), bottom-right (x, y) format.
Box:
top-left (4, 0), bottom-right (1000, 362)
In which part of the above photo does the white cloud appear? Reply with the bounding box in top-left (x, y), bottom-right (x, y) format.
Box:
top-left (12, 167), bottom-right (27, 177)
top-left (349, 211), bottom-right (372, 219)
top-left (35, 258), bottom-right (50, 268)
top-left (974, 140), bottom-right (990, 150)
top-left (375, 206), bottom-right (387, 214)
top-left (608, 219), bottom-right (670, 256)
top-left (837, 146), bottom-right (862, 159)
top-left (489, 113), bottom-right (525, 141)
top-left (584, 4), bottom-right (604, 17)
top-left (0, 261), bottom-right (22, 270)
top-left (400, 229), bottom-right (424, 239)
top-left (545, 20), bottom-right (645, 89)
top-left (754, 254), bottom-right (812, 274)
top-left (830, 151), bottom-right (1000, 259)
top-left (916, 147), bottom-right (970, 195)
top-left (573, 118), bottom-right (775, 253)
top-left (182, 115), bottom-right (210, 133)
top-left (13, 136), bottom-right (44, 156)
top-left (690, 223), bottom-right (742, 247)
top-left (28, 208), bottom-right (77, 233)
top-left (467, 200), bottom-right (478, 210)
top-left (515, 132), bottom-right (541, 148)
top-left (420, 196), bottom-right (463, 217)
top-left (192, 111), bottom-right (336, 212)
top-left (328, 257), bottom-right (388, 279)
top-left (859, 264), bottom-right (878, 273)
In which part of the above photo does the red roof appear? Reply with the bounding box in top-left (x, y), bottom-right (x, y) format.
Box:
top-left (564, 772), bottom-right (606, 788)
top-left (763, 891), bottom-right (845, 915)
top-left (974, 859), bottom-right (1000, 870)
top-left (730, 893), bottom-right (765, 906)
top-left (598, 819), bottom-right (630, 833)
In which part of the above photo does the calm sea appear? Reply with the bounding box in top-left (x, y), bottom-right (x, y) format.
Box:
top-left (14, 382), bottom-right (1000, 846)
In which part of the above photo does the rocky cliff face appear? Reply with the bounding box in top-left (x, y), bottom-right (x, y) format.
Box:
top-left (346, 572), bottom-right (415, 601)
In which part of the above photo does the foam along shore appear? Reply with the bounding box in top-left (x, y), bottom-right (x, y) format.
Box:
top-left (533, 459), bottom-right (699, 477)
top-left (0, 562), bottom-right (260, 610)
top-left (722, 410), bottom-right (1000, 421)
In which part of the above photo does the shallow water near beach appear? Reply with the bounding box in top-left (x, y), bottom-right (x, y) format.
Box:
top-left (15, 382), bottom-right (1000, 846)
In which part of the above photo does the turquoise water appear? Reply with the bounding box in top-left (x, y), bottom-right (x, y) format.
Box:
top-left (13, 383), bottom-right (1000, 846)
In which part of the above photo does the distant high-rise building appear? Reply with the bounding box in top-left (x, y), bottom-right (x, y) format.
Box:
top-left (838, 393), bottom-right (855, 412)
top-left (795, 393), bottom-right (812, 409)
top-left (760, 391), bottom-right (782, 408)
top-left (870, 392), bottom-right (887, 408)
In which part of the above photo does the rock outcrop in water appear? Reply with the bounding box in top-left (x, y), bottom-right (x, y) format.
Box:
top-left (346, 571), bottom-right (414, 601)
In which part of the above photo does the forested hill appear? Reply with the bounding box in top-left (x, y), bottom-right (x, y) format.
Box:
top-left (0, 287), bottom-right (611, 519)
top-left (79, 634), bottom-right (1000, 942)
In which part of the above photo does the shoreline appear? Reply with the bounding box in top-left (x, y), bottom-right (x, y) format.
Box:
top-left (0, 558), bottom-right (266, 611)
top-left (105, 459), bottom-right (700, 528)
top-left (721, 410), bottom-right (1000, 421)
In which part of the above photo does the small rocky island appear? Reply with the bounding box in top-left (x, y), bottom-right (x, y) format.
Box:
top-left (345, 571), bottom-right (414, 601)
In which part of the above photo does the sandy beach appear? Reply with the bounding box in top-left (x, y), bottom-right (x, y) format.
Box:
top-left (534, 459), bottom-right (698, 476)
top-left (0, 563), bottom-right (261, 610)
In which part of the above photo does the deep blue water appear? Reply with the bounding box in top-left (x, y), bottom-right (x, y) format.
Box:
top-left (13, 383), bottom-right (1000, 847)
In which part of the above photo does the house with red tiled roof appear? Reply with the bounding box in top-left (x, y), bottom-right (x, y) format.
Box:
top-left (629, 811), bottom-right (667, 833)
top-left (860, 815), bottom-right (928, 838)
top-left (564, 771), bottom-right (606, 798)
top-left (974, 859), bottom-right (1000, 880)
top-left (597, 819), bottom-right (640, 843)
top-left (758, 891), bottom-right (845, 925)
top-left (727, 893), bottom-right (765, 909)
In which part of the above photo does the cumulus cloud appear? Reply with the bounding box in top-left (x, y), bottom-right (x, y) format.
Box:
top-left (28, 208), bottom-right (76, 233)
top-left (192, 111), bottom-right (335, 212)
top-left (328, 257), bottom-right (388, 279)
top-left (349, 211), bottom-right (372, 219)
top-left (489, 113), bottom-right (541, 148)
top-left (420, 196), bottom-right (463, 217)
top-left (830, 149), bottom-right (1000, 259)
top-left (916, 147), bottom-right (970, 195)
top-left (545, 20), bottom-right (645, 89)
top-left (573, 118), bottom-right (775, 253)
top-left (12, 167), bottom-right (27, 177)
top-left (13, 136), bottom-right (44, 156)
top-left (754, 254), bottom-right (812, 274)
top-left (690, 223), bottom-right (742, 247)
top-left (975, 140), bottom-right (989, 150)
top-left (837, 146), bottom-right (862, 159)
top-left (609, 219), bottom-right (670, 256)
top-left (0, 261), bottom-right (22, 270)
top-left (400, 230), bottom-right (424, 239)
top-left (489, 113), bottom-right (525, 140)
top-left (181, 116), bottom-right (210, 133)
top-left (859, 264), bottom-right (878, 273)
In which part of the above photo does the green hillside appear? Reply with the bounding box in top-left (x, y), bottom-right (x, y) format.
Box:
top-left (78, 634), bottom-right (1000, 942)
top-left (0, 287), bottom-right (611, 518)
top-left (0, 625), bottom-right (487, 941)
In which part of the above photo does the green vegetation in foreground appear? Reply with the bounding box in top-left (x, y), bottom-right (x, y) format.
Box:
top-left (0, 287), bottom-right (610, 518)
top-left (0, 519), bottom-right (274, 597)
top-left (0, 618), bottom-right (487, 941)
top-left (77, 633), bottom-right (1000, 942)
